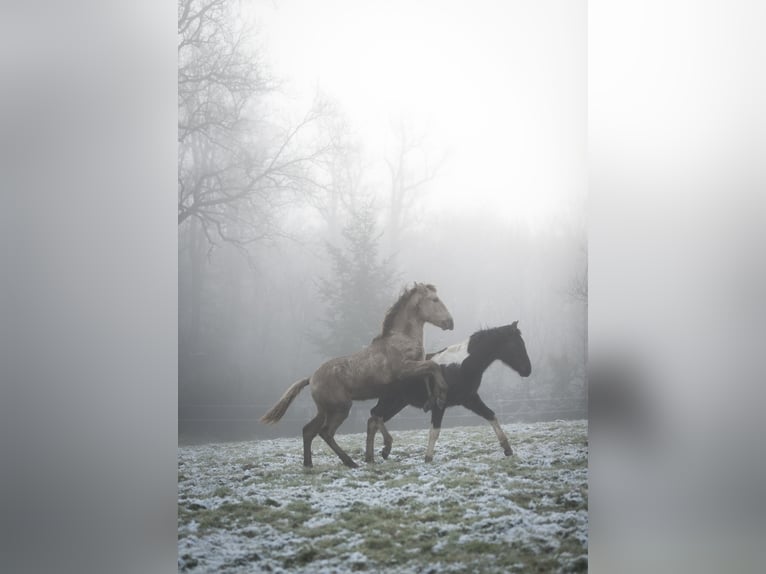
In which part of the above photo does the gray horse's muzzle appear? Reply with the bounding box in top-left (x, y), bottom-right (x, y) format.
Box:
top-left (442, 317), bottom-right (454, 330)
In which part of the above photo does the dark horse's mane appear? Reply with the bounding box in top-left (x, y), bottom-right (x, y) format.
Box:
top-left (374, 283), bottom-right (435, 340)
top-left (467, 322), bottom-right (520, 352)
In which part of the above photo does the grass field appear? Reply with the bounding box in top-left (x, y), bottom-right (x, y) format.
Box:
top-left (178, 419), bottom-right (588, 573)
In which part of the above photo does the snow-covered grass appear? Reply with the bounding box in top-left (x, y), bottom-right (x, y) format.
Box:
top-left (178, 420), bottom-right (588, 573)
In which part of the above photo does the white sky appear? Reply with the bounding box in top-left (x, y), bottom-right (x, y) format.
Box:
top-left (253, 0), bottom-right (586, 229)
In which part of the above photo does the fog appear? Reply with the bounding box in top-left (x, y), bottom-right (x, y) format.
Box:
top-left (178, 0), bottom-right (586, 441)
top-left (5, 1), bottom-right (765, 573)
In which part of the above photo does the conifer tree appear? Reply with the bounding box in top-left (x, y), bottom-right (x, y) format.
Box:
top-left (313, 203), bottom-right (399, 357)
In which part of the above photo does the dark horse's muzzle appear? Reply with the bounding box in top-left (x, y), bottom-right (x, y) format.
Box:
top-left (520, 363), bottom-right (532, 377)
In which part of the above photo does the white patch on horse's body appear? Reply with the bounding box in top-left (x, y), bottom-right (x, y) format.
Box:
top-left (430, 340), bottom-right (470, 367)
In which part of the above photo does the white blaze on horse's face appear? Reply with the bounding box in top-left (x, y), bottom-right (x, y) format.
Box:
top-left (431, 340), bottom-right (470, 367)
top-left (417, 286), bottom-right (454, 331)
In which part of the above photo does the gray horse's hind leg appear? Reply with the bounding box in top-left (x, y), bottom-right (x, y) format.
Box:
top-left (319, 406), bottom-right (358, 468)
top-left (302, 412), bottom-right (325, 468)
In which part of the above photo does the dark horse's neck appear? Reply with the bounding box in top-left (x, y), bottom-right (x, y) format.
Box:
top-left (462, 328), bottom-right (506, 376)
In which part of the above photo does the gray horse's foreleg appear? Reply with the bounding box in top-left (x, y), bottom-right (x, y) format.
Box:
top-left (422, 375), bottom-right (435, 412)
top-left (428, 368), bottom-right (448, 411)
top-left (401, 360), bottom-right (448, 411)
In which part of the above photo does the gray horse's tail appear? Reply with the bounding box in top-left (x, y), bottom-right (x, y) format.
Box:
top-left (260, 378), bottom-right (310, 424)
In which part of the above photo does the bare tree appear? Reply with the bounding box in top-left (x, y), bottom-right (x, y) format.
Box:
top-left (384, 118), bottom-right (446, 253)
top-left (309, 111), bottom-right (366, 242)
top-left (178, 0), bottom-right (331, 249)
top-left (178, 0), bottom-right (333, 359)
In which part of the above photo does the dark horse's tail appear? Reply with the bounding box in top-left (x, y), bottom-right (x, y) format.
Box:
top-left (260, 378), bottom-right (310, 424)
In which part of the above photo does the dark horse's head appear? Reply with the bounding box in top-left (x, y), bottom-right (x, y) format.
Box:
top-left (495, 321), bottom-right (532, 377)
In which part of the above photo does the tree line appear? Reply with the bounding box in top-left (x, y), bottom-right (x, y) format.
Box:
top-left (178, 0), bottom-right (587, 440)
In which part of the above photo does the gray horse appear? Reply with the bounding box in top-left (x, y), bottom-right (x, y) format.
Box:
top-left (261, 283), bottom-right (454, 468)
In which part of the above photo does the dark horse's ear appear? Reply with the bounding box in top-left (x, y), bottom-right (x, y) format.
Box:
top-left (511, 320), bottom-right (519, 329)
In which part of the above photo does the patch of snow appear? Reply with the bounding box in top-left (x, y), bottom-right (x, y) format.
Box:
top-left (178, 420), bottom-right (587, 573)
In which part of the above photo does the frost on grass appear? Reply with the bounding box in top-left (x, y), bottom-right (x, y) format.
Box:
top-left (178, 420), bottom-right (588, 573)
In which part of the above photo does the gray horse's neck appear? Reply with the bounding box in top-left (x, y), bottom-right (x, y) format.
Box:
top-left (387, 301), bottom-right (426, 348)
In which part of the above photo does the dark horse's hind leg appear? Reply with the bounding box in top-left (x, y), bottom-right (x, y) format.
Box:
top-left (365, 416), bottom-right (379, 463)
top-left (424, 406), bottom-right (446, 462)
top-left (366, 399), bottom-right (407, 462)
top-left (302, 412), bottom-right (325, 468)
top-left (319, 405), bottom-right (358, 468)
top-left (365, 415), bottom-right (395, 462)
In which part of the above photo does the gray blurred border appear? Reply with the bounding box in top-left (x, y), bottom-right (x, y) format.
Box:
top-left (589, 0), bottom-right (766, 572)
top-left (1, 2), bottom-right (177, 573)
top-left (1, 1), bottom-right (765, 573)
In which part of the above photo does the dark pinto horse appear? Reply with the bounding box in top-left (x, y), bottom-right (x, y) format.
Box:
top-left (261, 283), bottom-right (454, 468)
top-left (365, 322), bottom-right (531, 463)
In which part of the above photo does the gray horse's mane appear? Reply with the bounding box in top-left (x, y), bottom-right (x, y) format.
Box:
top-left (376, 283), bottom-right (435, 339)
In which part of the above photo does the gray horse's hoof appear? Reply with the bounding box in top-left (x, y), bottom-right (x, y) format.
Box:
top-left (424, 455), bottom-right (433, 463)
top-left (503, 448), bottom-right (513, 457)
top-left (381, 448), bottom-right (390, 460)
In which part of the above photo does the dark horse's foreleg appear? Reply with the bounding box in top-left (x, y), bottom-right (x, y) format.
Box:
top-left (318, 404), bottom-right (358, 468)
top-left (302, 412), bottom-right (325, 468)
top-left (366, 399), bottom-right (407, 463)
top-left (424, 406), bottom-right (446, 463)
top-left (463, 394), bottom-right (513, 456)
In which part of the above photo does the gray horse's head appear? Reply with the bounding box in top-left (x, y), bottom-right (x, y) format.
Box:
top-left (413, 283), bottom-right (454, 331)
